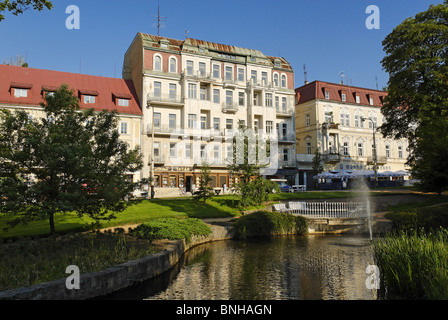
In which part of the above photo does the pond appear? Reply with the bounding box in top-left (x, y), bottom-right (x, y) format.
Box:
top-left (106, 235), bottom-right (378, 300)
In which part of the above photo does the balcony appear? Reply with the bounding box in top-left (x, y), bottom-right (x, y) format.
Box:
top-left (275, 107), bottom-right (294, 118)
top-left (150, 155), bottom-right (166, 165)
top-left (323, 153), bottom-right (342, 163)
top-left (279, 158), bottom-right (297, 168)
top-left (367, 156), bottom-right (388, 165)
top-left (277, 133), bottom-right (296, 144)
top-left (223, 78), bottom-right (238, 89)
top-left (222, 103), bottom-right (239, 113)
top-left (147, 93), bottom-right (184, 107)
top-left (182, 70), bottom-right (216, 83)
top-left (146, 124), bottom-right (182, 135)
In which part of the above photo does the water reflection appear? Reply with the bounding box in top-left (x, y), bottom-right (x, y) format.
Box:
top-left (109, 235), bottom-right (377, 300)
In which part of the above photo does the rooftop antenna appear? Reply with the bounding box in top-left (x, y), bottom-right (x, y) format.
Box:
top-left (185, 30), bottom-right (189, 39)
top-left (339, 71), bottom-right (345, 85)
top-left (303, 64), bottom-right (308, 84)
top-left (153, 0), bottom-right (166, 36)
top-left (375, 76), bottom-right (379, 90)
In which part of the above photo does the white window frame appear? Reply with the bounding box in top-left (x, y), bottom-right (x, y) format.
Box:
top-left (281, 74), bottom-right (287, 88)
top-left (212, 64), bottom-right (220, 79)
top-left (154, 54), bottom-right (162, 71)
top-left (14, 88), bottom-right (28, 98)
top-left (118, 98), bottom-right (130, 107)
top-left (188, 83), bottom-right (197, 99)
top-left (84, 95), bottom-right (96, 104)
top-left (120, 122), bottom-right (128, 135)
top-left (169, 57), bottom-right (177, 73)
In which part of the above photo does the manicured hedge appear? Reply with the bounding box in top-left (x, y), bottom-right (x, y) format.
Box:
top-left (233, 211), bottom-right (307, 239)
top-left (129, 218), bottom-right (212, 242)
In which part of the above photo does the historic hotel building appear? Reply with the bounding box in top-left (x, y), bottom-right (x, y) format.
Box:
top-left (122, 33), bottom-right (296, 194)
top-left (295, 80), bottom-right (409, 187)
top-left (0, 64), bottom-right (143, 184)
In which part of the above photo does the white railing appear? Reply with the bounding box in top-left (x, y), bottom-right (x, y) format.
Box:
top-left (274, 201), bottom-right (368, 219)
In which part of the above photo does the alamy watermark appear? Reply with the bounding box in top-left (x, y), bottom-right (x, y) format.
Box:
top-left (366, 5), bottom-right (380, 30)
top-left (365, 265), bottom-right (380, 290)
top-left (66, 265), bottom-right (80, 290)
top-left (66, 5), bottom-right (80, 30)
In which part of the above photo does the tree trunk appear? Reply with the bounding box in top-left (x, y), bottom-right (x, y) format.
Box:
top-left (49, 212), bottom-right (56, 235)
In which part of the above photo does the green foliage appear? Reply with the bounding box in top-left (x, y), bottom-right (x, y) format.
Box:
top-left (0, 0), bottom-right (52, 21)
top-left (0, 84), bottom-right (143, 234)
top-left (226, 125), bottom-right (278, 208)
top-left (129, 218), bottom-right (212, 242)
top-left (385, 204), bottom-right (448, 233)
top-left (380, 2), bottom-right (448, 194)
top-left (381, 2), bottom-right (448, 139)
top-left (373, 229), bottom-right (448, 299)
top-left (409, 119), bottom-right (448, 195)
top-left (193, 161), bottom-right (214, 203)
top-left (237, 177), bottom-right (280, 208)
top-left (234, 211), bottom-right (307, 239)
top-left (312, 149), bottom-right (323, 175)
top-left (0, 231), bottom-right (155, 291)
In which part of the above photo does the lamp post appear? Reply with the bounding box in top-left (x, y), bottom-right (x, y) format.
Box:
top-left (361, 117), bottom-right (378, 187)
top-left (147, 97), bottom-right (155, 199)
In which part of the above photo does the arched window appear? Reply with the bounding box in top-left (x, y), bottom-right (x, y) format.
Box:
top-left (154, 55), bottom-right (162, 71)
top-left (169, 57), bottom-right (177, 73)
top-left (281, 74), bottom-right (287, 88)
top-left (273, 73), bottom-right (279, 87)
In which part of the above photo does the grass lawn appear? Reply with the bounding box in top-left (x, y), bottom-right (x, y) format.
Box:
top-left (0, 189), bottom-right (420, 240)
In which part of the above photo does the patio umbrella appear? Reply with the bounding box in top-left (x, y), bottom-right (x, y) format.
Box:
top-left (313, 172), bottom-right (337, 179)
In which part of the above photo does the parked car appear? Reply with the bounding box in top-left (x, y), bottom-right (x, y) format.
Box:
top-left (270, 179), bottom-right (292, 193)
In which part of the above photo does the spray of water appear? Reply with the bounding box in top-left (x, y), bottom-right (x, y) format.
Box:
top-left (352, 177), bottom-right (373, 241)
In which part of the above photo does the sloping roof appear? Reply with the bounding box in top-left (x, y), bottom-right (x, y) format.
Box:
top-left (138, 33), bottom-right (292, 70)
top-left (295, 81), bottom-right (387, 107)
top-left (0, 64), bottom-right (142, 115)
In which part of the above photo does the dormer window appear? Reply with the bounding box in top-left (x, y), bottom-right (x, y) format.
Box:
top-left (368, 94), bottom-right (374, 105)
top-left (14, 88), bottom-right (28, 98)
top-left (11, 82), bottom-right (32, 98)
top-left (117, 99), bottom-right (129, 107)
top-left (113, 93), bottom-right (132, 107)
top-left (325, 91), bottom-right (330, 100)
top-left (42, 86), bottom-right (58, 98)
top-left (79, 89), bottom-right (98, 104)
top-left (84, 95), bottom-right (96, 104)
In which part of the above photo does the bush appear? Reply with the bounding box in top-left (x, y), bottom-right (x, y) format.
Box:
top-left (129, 218), bottom-right (212, 242)
top-left (233, 211), bottom-right (307, 239)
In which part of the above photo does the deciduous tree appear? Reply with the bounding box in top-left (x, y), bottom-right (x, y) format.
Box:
top-left (380, 1), bottom-right (448, 194)
top-left (0, 84), bottom-right (143, 234)
top-left (0, 0), bottom-right (52, 21)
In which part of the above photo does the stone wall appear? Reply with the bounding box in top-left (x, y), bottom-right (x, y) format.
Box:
top-left (0, 223), bottom-right (235, 300)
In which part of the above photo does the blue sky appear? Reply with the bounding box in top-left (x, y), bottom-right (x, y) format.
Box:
top-left (0, 0), bottom-right (443, 90)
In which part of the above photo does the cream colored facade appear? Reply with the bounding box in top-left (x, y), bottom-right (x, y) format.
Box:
top-left (295, 82), bottom-right (409, 176)
top-left (123, 33), bottom-right (296, 192)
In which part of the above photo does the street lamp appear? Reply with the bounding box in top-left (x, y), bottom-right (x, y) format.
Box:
top-left (147, 96), bottom-right (155, 199)
top-left (361, 117), bottom-right (378, 187)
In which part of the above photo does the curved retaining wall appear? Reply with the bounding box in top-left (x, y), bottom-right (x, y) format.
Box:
top-left (0, 223), bottom-right (235, 300)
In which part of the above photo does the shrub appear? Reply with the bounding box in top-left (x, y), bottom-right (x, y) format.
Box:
top-left (129, 218), bottom-right (212, 242)
top-left (233, 211), bottom-right (307, 239)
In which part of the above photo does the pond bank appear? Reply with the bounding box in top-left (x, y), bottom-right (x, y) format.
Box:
top-left (0, 221), bottom-right (235, 300)
top-left (1, 194), bottom-right (422, 300)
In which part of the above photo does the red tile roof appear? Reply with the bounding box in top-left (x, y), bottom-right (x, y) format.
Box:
top-left (0, 65), bottom-right (142, 115)
top-left (295, 81), bottom-right (387, 108)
